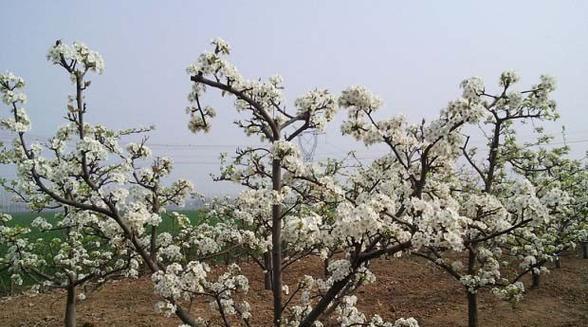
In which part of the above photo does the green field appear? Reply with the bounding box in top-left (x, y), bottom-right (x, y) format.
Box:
top-left (0, 209), bottom-right (208, 294)
top-left (1, 209), bottom-right (209, 246)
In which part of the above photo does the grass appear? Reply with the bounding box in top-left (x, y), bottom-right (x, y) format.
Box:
top-left (2, 209), bottom-right (210, 239)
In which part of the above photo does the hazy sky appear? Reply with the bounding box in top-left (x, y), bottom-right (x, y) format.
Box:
top-left (1, 1), bottom-right (587, 195)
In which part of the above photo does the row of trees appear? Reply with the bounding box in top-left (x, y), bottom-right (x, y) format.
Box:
top-left (1, 39), bottom-right (587, 327)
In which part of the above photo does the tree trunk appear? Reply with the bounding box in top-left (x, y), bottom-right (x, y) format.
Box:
top-left (466, 247), bottom-right (478, 327)
top-left (149, 195), bottom-right (160, 264)
top-left (264, 252), bottom-right (272, 290)
top-left (467, 291), bottom-right (478, 327)
top-left (532, 270), bottom-right (540, 288)
top-left (271, 158), bottom-right (283, 326)
top-left (65, 285), bottom-right (76, 327)
top-left (175, 305), bottom-right (197, 326)
top-left (582, 242), bottom-right (588, 259)
top-left (149, 225), bottom-right (158, 264)
top-left (554, 255), bottom-right (561, 268)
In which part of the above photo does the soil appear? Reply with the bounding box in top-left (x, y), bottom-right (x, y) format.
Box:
top-left (1, 252), bottom-right (587, 327)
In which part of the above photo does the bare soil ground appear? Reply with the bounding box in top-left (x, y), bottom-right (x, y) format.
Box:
top-left (1, 253), bottom-right (587, 327)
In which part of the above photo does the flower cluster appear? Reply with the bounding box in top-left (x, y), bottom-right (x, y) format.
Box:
top-left (47, 41), bottom-right (105, 74)
top-left (335, 295), bottom-right (419, 327)
top-left (294, 89), bottom-right (337, 131)
top-left (492, 282), bottom-right (525, 305)
top-left (152, 262), bottom-right (251, 324)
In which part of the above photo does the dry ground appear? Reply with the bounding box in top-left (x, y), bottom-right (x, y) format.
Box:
top-left (1, 253), bottom-right (587, 327)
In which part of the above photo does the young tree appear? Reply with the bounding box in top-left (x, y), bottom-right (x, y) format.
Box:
top-left (0, 42), bottom-right (206, 326)
top-left (180, 38), bottom-right (491, 326)
top-left (0, 210), bottom-right (137, 327)
top-left (184, 38), bottom-right (340, 325)
top-left (1, 65), bottom-right (145, 327)
top-left (506, 144), bottom-right (588, 287)
top-left (126, 145), bottom-right (193, 263)
top-left (412, 71), bottom-right (560, 327)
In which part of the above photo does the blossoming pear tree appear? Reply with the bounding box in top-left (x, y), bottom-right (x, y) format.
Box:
top-left (408, 71), bottom-right (560, 327)
top-left (505, 143), bottom-right (588, 287)
top-left (184, 38), bottom-right (360, 326)
top-left (336, 83), bottom-right (492, 327)
top-left (0, 64), bottom-right (145, 326)
top-left (181, 38), bottom-right (481, 326)
top-left (0, 41), bottom-right (215, 326)
top-left (0, 210), bottom-right (138, 327)
top-left (126, 145), bottom-right (193, 262)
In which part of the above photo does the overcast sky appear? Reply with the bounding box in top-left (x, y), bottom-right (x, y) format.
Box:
top-left (1, 1), bottom-right (587, 195)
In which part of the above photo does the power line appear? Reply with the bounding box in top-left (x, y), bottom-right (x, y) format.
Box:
top-left (523, 139), bottom-right (588, 148)
top-left (166, 161), bottom-right (223, 166)
top-left (148, 143), bottom-right (263, 148)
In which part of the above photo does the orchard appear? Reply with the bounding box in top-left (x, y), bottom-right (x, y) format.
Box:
top-left (0, 38), bottom-right (586, 327)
